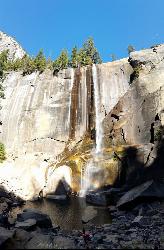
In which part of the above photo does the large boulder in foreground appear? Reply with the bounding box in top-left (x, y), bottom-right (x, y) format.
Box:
top-left (17, 209), bottom-right (52, 228)
top-left (117, 180), bottom-right (164, 209)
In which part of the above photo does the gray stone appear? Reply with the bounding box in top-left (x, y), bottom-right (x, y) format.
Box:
top-left (117, 180), bottom-right (164, 209)
top-left (25, 233), bottom-right (53, 249)
top-left (86, 192), bottom-right (109, 206)
top-left (0, 213), bottom-right (8, 226)
top-left (108, 205), bottom-right (117, 213)
top-left (46, 194), bottom-right (68, 201)
top-left (0, 201), bottom-right (8, 213)
top-left (131, 216), bottom-right (143, 226)
top-left (15, 218), bottom-right (36, 231)
top-left (17, 210), bottom-right (52, 228)
top-left (5, 229), bottom-right (31, 249)
top-left (53, 236), bottom-right (76, 249)
top-left (0, 227), bottom-right (15, 246)
top-left (8, 217), bottom-right (16, 225)
top-left (82, 206), bottom-right (97, 223)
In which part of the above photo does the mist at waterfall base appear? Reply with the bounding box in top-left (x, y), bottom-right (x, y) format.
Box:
top-left (11, 197), bottom-right (111, 231)
top-left (80, 64), bottom-right (104, 197)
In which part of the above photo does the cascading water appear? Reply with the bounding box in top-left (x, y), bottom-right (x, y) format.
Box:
top-left (80, 64), bottom-right (104, 196)
top-left (93, 64), bottom-right (103, 154)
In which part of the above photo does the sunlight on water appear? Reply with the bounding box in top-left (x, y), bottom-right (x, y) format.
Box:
top-left (80, 65), bottom-right (104, 196)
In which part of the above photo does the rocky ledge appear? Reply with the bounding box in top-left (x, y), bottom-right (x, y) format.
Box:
top-left (0, 197), bottom-right (164, 249)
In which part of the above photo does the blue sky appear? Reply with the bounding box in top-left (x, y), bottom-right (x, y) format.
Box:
top-left (0, 0), bottom-right (164, 62)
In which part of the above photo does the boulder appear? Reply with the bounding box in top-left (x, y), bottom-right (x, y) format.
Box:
top-left (0, 201), bottom-right (8, 213)
top-left (25, 232), bottom-right (53, 249)
top-left (15, 218), bottom-right (36, 231)
top-left (131, 215), bottom-right (143, 226)
top-left (0, 227), bottom-right (15, 247)
top-left (7, 229), bottom-right (31, 249)
top-left (46, 194), bottom-right (69, 203)
top-left (86, 192), bottom-right (109, 206)
top-left (117, 180), bottom-right (164, 209)
top-left (8, 217), bottom-right (16, 226)
top-left (0, 213), bottom-right (9, 227)
top-left (17, 209), bottom-right (52, 228)
top-left (4, 228), bottom-right (32, 249)
top-left (82, 206), bottom-right (97, 223)
top-left (0, 190), bottom-right (10, 199)
top-left (53, 236), bottom-right (76, 249)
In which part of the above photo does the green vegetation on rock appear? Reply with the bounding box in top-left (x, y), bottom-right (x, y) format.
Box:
top-left (53, 50), bottom-right (69, 75)
top-left (69, 46), bottom-right (79, 68)
top-left (0, 50), bottom-right (8, 79)
top-left (0, 37), bottom-right (102, 76)
top-left (129, 63), bottom-right (142, 84)
top-left (0, 142), bottom-right (6, 163)
top-left (69, 37), bottom-right (102, 68)
top-left (155, 127), bottom-right (164, 141)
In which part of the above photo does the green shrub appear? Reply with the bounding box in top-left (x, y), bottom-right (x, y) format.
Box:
top-left (130, 64), bottom-right (142, 84)
top-left (0, 50), bottom-right (9, 78)
top-left (154, 128), bottom-right (163, 141)
top-left (0, 142), bottom-right (6, 163)
top-left (0, 91), bottom-right (5, 99)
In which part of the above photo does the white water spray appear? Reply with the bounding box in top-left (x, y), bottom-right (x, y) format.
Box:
top-left (92, 64), bottom-right (103, 154)
top-left (80, 65), bottom-right (104, 196)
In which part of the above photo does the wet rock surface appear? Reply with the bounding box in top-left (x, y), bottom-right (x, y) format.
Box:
top-left (17, 209), bottom-right (52, 228)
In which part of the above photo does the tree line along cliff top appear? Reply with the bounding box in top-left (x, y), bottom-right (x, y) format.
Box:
top-left (0, 37), bottom-right (102, 79)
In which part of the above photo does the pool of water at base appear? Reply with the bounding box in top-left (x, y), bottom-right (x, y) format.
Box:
top-left (11, 196), bottom-right (112, 231)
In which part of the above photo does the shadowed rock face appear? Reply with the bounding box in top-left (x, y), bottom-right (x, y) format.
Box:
top-left (103, 44), bottom-right (164, 145)
top-left (0, 32), bottom-right (164, 200)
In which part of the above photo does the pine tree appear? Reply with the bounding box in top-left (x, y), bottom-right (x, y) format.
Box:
top-left (82, 37), bottom-right (102, 64)
top-left (110, 54), bottom-right (116, 62)
top-left (78, 48), bottom-right (92, 66)
top-left (34, 49), bottom-right (46, 73)
top-left (53, 49), bottom-right (69, 74)
top-left (70, 46), bottom-right (79, 68)
top-left (127, 45), bottom-right (135, 55)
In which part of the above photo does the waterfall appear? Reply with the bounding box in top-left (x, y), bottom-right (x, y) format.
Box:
top-left (80, 64), bottom-right (104, 196)
top-left (92, 64), bottom-right (103, 154)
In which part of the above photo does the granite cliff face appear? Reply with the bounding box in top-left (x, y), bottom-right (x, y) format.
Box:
top-left (104, 46), bottom-right (164, 145)
top-left (0, 32), bottom-right (164, 200)
top-left (0, 31), bottom-right (26, 60)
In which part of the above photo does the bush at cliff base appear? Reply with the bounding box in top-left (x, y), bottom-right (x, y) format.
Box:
top-left (0, 142), bottom-right (6, 163)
